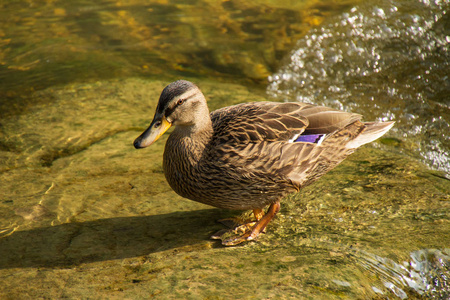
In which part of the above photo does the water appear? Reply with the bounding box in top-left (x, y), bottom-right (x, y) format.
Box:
top-left (268, 0), bottom-right (450, 175)
top-left (356, 248), bottom-right (450, 298)
top-left (0, 0), bottom-right (449, 299)
top-left (0, 0), bottom-right (334, 106)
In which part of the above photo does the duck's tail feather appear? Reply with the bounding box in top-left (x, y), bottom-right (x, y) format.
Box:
top-left (345, 121), bottom-right (395, 149)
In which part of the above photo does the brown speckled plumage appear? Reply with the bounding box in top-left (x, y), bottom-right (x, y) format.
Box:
top-left (134, 80), bottom-right (394, 245)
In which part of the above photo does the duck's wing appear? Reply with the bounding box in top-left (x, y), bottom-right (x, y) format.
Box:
top-left (210, 102), bottom-right (310, 144)
top-left (208, 101), bottom-right (392, 189)
top-left (210, 101), bottom-right (361, 145)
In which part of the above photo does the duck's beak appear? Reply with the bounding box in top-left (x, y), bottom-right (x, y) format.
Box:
top-left (133, 115), bottom-right (172, 149)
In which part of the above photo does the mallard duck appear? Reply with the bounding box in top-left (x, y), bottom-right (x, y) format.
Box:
top-left (134, 80), bottom-right (394, 246)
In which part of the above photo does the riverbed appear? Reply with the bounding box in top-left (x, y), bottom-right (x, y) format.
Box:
top-left (0, 0), bottom-right (448, 299)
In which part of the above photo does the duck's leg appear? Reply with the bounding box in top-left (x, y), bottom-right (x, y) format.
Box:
top-left (225, 208), bottom-right (266, 234)
top-left (253, 208), bottom-right (265, 221)
top-left (210, 208), bottom-right (265, 240)
top-left (214, 208), bottom-right (263, 229)
top-left (221, 201), bottom-right (280, 246)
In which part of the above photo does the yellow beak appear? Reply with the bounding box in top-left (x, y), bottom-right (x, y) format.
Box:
top-left (134, 116), bottom-right (172, 148)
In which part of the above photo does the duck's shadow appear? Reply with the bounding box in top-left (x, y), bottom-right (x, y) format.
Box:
top-left (0, 209), bottom-right (226, 269)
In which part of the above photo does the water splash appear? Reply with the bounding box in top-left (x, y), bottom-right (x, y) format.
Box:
top-left (268, 0), bottom-right (449, 175)
top-left (355, 248), bottom-right (450, 299)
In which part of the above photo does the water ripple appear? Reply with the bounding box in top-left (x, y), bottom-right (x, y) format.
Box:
top-left (354, 248), bottom-right (450, 299)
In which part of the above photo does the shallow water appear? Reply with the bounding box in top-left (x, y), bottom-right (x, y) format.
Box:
top-left (0, 0), bottom-right (344, 104)
top-left (0, 78), bottom-right (448, 299)
top-left (0, 0), bottom-right (449, 299)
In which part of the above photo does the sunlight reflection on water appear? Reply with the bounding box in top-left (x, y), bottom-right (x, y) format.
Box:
top-left (268, 0), bottom-right (450, 175)
top-left (355, 248), bottom-right (450, 299)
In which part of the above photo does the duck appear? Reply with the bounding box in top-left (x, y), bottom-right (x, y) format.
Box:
top-left (133, 80), bottom-right (394, 246)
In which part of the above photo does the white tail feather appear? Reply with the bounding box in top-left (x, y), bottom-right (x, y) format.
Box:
top-left (346, 121), bottom-right (395, 149)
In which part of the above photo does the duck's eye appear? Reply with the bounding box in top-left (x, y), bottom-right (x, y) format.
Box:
top-left (154, 121), bottom-right (161, 128)
top-left (177, 99), bottom-right (185, 106)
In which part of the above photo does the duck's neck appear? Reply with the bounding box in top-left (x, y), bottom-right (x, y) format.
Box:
top-left (175, 120), bottom-right (213, 144)
top-left (162, 116), bottom-right (213, 201)
top-left (166, 116), bottom-right (213, 163)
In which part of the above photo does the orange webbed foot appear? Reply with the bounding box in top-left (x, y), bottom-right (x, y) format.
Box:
top-left (211, 202), bottom-right (280, 246)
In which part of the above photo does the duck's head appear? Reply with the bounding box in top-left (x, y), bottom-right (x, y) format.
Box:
top-left (134, 80), bottom-right (208, 149)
